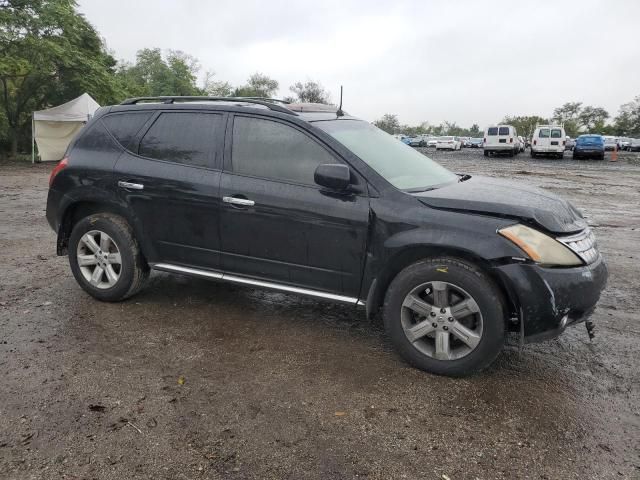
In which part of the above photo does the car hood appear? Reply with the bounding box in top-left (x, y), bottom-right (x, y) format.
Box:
top-left (413, 176), bottom-right (587, 234)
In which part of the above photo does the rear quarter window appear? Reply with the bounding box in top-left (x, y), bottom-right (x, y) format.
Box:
top-left (102, 112), bottom-right (153, 149)
top-left (538, 129), bottom-right (550, 138)
top-left (487, 127), bottom-right (498, 135)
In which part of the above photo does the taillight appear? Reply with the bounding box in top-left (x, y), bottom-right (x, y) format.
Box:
top-left (49, 157), bottom-right (68, 187)
top-left (533, 140), bottom-right (537, 145)
top-left (509, 137), bottom-right (513, 143)
top-left (483, 138), bottom-right (486, 143)
top-left (562, 140), bottom-right (566, 145)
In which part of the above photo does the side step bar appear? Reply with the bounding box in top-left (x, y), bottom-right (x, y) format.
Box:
top-left (152, 263), bottom-right (365, 306)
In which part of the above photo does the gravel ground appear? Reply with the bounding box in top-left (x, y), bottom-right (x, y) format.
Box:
top-left (0, 148), bottom-right (639, 479)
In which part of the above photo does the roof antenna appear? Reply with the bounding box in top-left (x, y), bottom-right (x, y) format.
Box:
top-left (336, 85), bottom-right (344, 117)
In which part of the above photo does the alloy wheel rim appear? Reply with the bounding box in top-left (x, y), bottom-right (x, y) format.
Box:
top-left (76, 230), bottom-right (122, 289)
top-left (401, 281), bottom-right (483, 361)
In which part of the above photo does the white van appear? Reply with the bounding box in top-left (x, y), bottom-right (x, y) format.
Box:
top-left (531, 125), bottom-right (565, 159)
top-left (483, 125), bottom-right (519, 157)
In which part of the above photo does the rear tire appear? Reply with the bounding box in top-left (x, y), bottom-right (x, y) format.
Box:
top-left (383, 257), bottom-right (505, 377)
top-left (530, 150), bottom-right (536, 158)
top-left (483, 150), bottom-right (489, 157)
top-left (68, 213), bottom-right (150, 302)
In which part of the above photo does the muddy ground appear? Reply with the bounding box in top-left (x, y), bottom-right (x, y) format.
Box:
top-left (0, 149), bottom-right (639, 480)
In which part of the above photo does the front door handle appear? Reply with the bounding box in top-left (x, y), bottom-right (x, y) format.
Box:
top-left (118, 181), bottom-right (144, 190)
top-left (223, 196), bottom-right (255, 207)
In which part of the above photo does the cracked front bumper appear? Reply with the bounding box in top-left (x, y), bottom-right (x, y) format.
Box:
top-left (494, 256), bottom-right (608, 342)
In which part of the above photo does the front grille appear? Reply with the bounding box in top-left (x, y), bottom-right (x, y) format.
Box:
top-left (557, 228), bottom-right (599, 265)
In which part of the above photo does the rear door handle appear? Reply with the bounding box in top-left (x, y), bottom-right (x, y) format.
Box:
top-left (118, 181), bottom-right (144, 190)
top-left (223, 196), bottom-right (255, 207)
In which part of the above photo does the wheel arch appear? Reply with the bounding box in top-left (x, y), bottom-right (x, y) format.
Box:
top-left (365, 245), bottom-right (518, 324)
top-left (57, 198), bottom-right (154, 262)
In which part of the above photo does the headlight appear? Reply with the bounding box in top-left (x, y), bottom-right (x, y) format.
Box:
top-left (498, 224), bottom-right (582, 266)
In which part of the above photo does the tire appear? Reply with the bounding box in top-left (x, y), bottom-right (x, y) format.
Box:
top-left (508, 150), bottom-right (514, 157)
top-left (530, 150), bottom-right (536, 158)
top-left (68, 213), bottom-right (150, 302)
top-left (383, 257), bottom-right (505, 377)
top-left (557, 153), bottom-right (564, 159)
top-left (599, 153), bottom-right (605, 160)
top-left (483, 150), bottom-right (489, 157)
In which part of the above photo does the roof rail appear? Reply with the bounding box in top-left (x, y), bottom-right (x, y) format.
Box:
top-left (119, 96), bottom-right (297, 116)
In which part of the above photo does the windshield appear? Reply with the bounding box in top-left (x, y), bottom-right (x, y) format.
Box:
top-left (578, 136), bottom-right (602, 144)
top-left (315, 120), bottom-right (458, 191)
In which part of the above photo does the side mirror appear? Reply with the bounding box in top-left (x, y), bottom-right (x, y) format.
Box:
top-left (314, 164), bottom-right (351, 191)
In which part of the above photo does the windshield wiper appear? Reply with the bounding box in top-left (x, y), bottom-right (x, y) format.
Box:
top-left (458, 174), bottom-right (472, 182)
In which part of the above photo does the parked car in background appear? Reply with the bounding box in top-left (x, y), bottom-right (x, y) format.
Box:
top-left (572, 134), bottom-right (605, 160)
top-left (565, 137), bottom-right (576, 151)
top-left (427, 138), bottom-right (438, 147)
top-left (46, 96), bottom-right (608, 377)
top-left (530, 125), bottom-right (565, 159)
top-left (469, 137), bottom-right (483, 148)
top-left (407, 136), bottom-right (427, 147)
top-left (436, 136), bottom-right (461, 150)
top-left (517, 136), bottom-right (526, 152)
top-left (483, 125), bottom-right (519, 157)
top-left (603, 136), bottom-right (619, 151)
top-left (619, 137), bottom-right (631, 150)
top-left (626, 138), bottom-right (640, 151)
top-left (461, 137), bottom-right (472, 147)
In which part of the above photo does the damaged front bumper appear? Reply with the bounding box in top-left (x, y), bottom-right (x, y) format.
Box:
top-left (494, 256), bottom-right (608, 343)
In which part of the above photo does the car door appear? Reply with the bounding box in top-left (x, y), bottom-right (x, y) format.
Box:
top-left (219, 114), bottom-right (370, 298)
top-left (112, 110), bottom-right (225, 270)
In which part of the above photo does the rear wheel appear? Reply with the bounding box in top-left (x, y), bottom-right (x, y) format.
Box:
top-left (483, 150), bottom-right (489, 157)
top-left (383, 258), bottom-right (505, 377)
top-left (530, 150), bottom-right (536, 158)
top-left (68, 213), bottom-right (150, 302)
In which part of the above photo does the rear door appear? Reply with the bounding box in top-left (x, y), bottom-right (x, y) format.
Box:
top-left (497, 126), bottom-right (511, 146)
top-left (113, 110), bottom-right (225, 270)
top-left (550, 127), bottom-right (563, 150)
top-left (219, 114), bottom-right (370, 297)
top-left (537, 127), bottom-right (551, 150)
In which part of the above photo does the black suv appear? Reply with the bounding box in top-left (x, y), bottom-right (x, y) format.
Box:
top-left (46, 97), bottom-right (608, 376)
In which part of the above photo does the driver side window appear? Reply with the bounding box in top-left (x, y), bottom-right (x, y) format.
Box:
top-left (231, 116), bottom-right (338, 185)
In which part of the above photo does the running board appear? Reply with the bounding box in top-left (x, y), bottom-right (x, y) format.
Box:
top-left (152, 263), bottom-right (365, 306)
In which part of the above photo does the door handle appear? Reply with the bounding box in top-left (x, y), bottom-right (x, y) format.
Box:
top-left (223, 196), bottom-right (255, 207)
top-left (118, 181), bottom-right (144, 190)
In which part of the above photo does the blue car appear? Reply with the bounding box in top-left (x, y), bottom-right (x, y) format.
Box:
top-left (572, 135), bottom-right (605, 160)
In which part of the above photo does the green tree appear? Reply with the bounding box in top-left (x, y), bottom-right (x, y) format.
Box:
top-left (115, 48), bottom-right (202, 98)
top-left (552, 102), bottom-right (582, 137)
top-left (501, 115), bottom-right (549, 138)
top-left (578, 106), bottom-right (609, 133)
top-left (373, 114), bottom-right (401, 134)
top-left (288, 80), bottom-right (330, 104)
top-left (202, 71), bottom-right (232, 97)
top-left (0, 0), bottom-right (118, 157)
top-left (612, 96), bottom-right (640, 136)
top-left (233, 72), bottom-right (279, 98)
top-left (469, 123), bottom-right (481, 137)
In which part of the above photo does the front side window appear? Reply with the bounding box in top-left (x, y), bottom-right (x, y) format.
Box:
top-left (498, 127), bottom-right (509, 135)
top-left (231, 116), bottom-right (337, 185)
top-left (316, 120), bottom-right (458, 192)
top-left (551, 129), bottom-right (562, 138)
top-left (539, 128), bottom-right (550, 138)
top-left (139, 112), bottom-right (222, 168)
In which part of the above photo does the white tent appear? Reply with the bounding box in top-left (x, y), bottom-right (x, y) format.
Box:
top-left (32, 93), bottom-right (100, 162)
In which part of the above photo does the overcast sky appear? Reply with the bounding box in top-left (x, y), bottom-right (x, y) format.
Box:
top-left (77, 0), bottom-right (640, 127)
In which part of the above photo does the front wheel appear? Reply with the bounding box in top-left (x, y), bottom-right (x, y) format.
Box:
top-left (68, 213), bottom-right (150, 302)
top-left (383, 258), bottom-right (505, 377)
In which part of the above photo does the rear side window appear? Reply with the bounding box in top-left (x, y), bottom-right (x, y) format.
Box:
top-left (539, 128), bottom-right (550, 138)
top-left (498, 127), bottom-right (509, 135)
top-left (551, 129), bottom-right (562, 138)
top-left (231, 116), bottom-right (337, 185)
top-left (487, 127), bottom-right (498, 136)
top-left (139, 112), bottom-right (222, 168)
top-left (102, 112), bottom-right (153, 149)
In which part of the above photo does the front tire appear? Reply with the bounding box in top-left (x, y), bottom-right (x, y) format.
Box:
top-left (68, 213), bottom-right (150, 302)
top-left (383, 258), bottom-right (505, 377)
